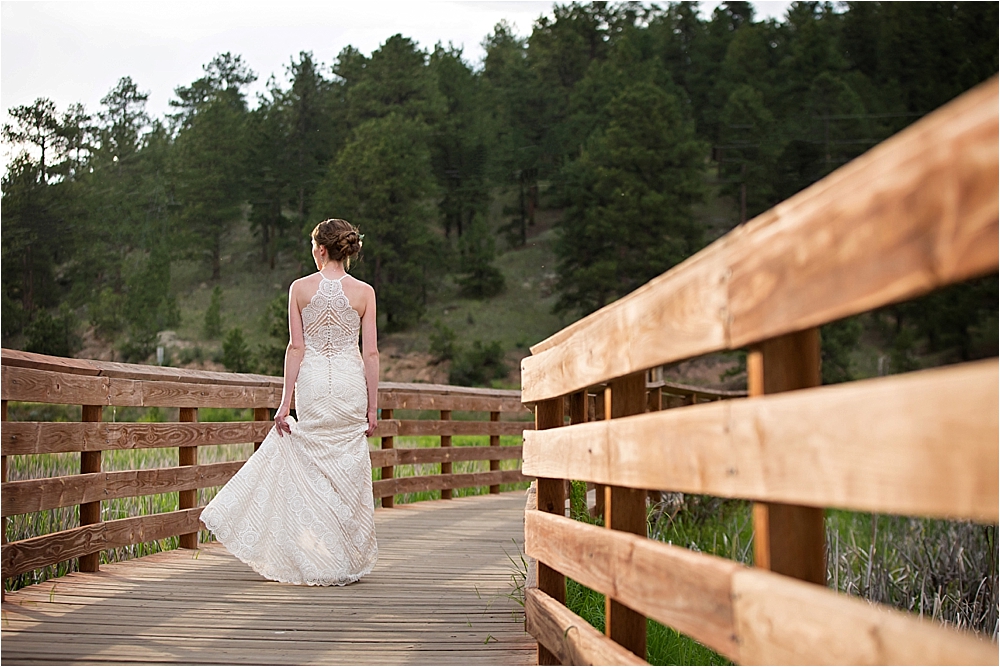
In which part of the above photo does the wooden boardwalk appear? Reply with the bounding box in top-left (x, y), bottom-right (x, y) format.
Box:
top-left (1, 493), bottom-right (535, 665)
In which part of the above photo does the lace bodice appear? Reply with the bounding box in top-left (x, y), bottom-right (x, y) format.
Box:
top-left (302, 276), bottom-right (361, 358)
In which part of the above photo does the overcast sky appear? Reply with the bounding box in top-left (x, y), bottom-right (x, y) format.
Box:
top-left (1, 0), bottom-right (793, 163)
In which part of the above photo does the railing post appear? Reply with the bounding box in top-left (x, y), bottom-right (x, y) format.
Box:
top-left (79, 405), bottom-right (103, 572)
top-left (178, 407), bottom-right (198, 549)
top-left (605, 372), bottom-right (647, 659)
top-left (535, 396), bottom-right (566, 666)
top-left (253, 407), bottom-right (269, 452)
top-left (749, 328), bottom-right (826, 585)
top-left (2, 399), bottom-right (6, 600)
top-left (381, 408), bottom-right (394, 508)
top-left (489, 410), bottom-right (500, 494)
top-left (440, 409), bottom-right (452, 500)
top-left (592, 386), bottom-right (610, 519)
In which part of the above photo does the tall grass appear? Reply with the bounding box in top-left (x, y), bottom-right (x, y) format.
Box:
top-left (4, 402), bottom-right (528, 592)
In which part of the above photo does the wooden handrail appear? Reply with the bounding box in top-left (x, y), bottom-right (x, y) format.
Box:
top-left (521, 77), bottom-right (999, 665)
top-left (1, 348), bottom-right (533, 584)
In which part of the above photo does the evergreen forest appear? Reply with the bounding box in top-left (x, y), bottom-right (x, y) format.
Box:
top-left (3, 1), bottom-right (998, 386)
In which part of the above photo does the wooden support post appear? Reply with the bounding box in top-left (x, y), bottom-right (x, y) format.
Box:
top-left (178, 407), bottom-right (199, 549)
top-left (605, 372), bottom-right (647, 660)
top-left (646, 387), bottom-right (662, 505)
top-left (440, 410), bottom-right (452, 500)
top-left (1, 400), bottom-right (6, 600)
top-left (749, 328), bottom-right (826, 585)
top-left (535, 397), bottom-right (566, 666)
top-left (592, 387), bottom-right (610, 520)
top-left (489, 411), bottom-right (500, 494)
top-left (381, 408), bottom-right (395, 508)
top-left (253, 407), bottom-right (269, 453)
top-left (80, 405), bottom-right (103, 572)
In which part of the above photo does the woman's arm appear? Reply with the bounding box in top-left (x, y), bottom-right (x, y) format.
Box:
top-left (360, 285), bottom-right (379, 437)
top-left (275, 282), bottom-right (306, 436)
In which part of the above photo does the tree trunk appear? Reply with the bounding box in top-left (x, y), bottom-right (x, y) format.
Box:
top-left (212, 236), bottom-right (221, 281)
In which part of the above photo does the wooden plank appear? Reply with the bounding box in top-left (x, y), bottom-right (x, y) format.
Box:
top-left (1, 508), bottom-right (202, 579)
top-left (78, 405), bottom-right (102, 573)
top-left (368, 445), bottom-right (523, 468)
top-left (1, 421), bottom-right (273, 455)
top-left (523, 359), bottom-right (998, 523)
top-left (252, 407), bottom-right (269, 453)
top-left (395, 420), bottom-right (530, 436)
top-left (178, 407), bottom-right (199, 550)
top-left (606, 373), bottom-right (647, 655)
top-left (0, 349), bottom-right (100, 375)
top-left (522, 77), bottom-right (999, 403)
top-left (377, 391), bottom-right (526, 413)
top-left (107, 378), bottom-right (281, 408)
top-left (750, 329), bottom-right (825, 585)
top-left (489, 411), bottom-right (501, 494)
top-left (525, 588), bottom-right (647, 665)
top-left (2, 367), bottom-right (110, 405)
top-left (380, 408), bottom-right (395, 508)
top-left (534, 396), bottom-right (565, 666)
top-left (440, 410), bottom-right (452, 500)
top-left (525, 508), bottom-right (740, 658)
top-left (371, 470), bottom-right (528, 498)
top-left (731, 567), bottom-right (998, 665)
top-left (2, 461), bottom-right (245, 516)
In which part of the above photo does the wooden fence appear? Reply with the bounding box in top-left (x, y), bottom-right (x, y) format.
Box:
top-left (520, 77), bottom-right (999, 665)
top-left (0, 349), bottom-right (532, 591)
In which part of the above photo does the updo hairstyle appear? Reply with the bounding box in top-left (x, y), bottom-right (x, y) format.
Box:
top-left (312, 219), bottom-right (362, 268)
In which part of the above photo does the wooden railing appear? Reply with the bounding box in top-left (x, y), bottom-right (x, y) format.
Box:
top-left (0, 349), bottom-right (532, 590)
top-left (520, 77), bottom-right (998, 665)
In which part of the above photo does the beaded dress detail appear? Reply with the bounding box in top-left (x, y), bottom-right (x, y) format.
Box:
top-left (201, 275), bottom-right (377, 585)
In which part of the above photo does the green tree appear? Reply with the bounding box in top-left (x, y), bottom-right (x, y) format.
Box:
top-left (456, 214), bottom-right (504, 299)
top-left (2, 98), bottom-right (61, 182)
top-left (171, 53), bottom-right (256, 280)
top-left (221, 327), bottom-right (253, 373)
top-left (553, 82), bottom-right (706, 315)
top-left (204, 286), bottom-right (223, 338)
top-left (314, 113), bottom-right (439, 330)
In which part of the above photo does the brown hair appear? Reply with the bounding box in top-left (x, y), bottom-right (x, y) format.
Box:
top-left (311, 218), bottom-right (362, 267)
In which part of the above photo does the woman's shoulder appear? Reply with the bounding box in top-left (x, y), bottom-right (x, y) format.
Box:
top-left (344, 274), bottom-right (375, 295)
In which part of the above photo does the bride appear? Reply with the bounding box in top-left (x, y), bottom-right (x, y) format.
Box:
top-left (201, 218), bottom-right (379, 586)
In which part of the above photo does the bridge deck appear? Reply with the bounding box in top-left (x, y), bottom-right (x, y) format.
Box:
top-left (2, 493), bottom-right (535, 665)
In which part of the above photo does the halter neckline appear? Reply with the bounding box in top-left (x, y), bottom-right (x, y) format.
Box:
top-left (319, 273), bottom-right (347, 283)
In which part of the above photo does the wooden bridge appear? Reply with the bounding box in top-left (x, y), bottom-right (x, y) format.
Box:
top-left (3, 77), bottom-right (999, 665)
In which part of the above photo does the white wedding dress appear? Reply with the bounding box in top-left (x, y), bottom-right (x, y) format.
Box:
top-left (201, 275), bottom-right (378, 585)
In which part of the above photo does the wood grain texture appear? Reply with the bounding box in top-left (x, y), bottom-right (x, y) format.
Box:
top-left (523, 359), bottom-right (998, 522)
top-left (177, 408), bottom-right (198, 550)
top-left (525, 588), bottom-right (647, 665)
top-left (750, 329), bottom-right (825, 584)
top-left (368, 445), bottom-right (523, 468)
top-left (2, 462), bottom-right (245, 516)
top-left (1, 509), bottom-right (203, 579)
top-left (371, 470), bottom-right (528, 498)
top-left (378, 389), bottom-right (526, 413)
top-left (525, 509), bottom-right (740, 659)
top-left (395, 420), bottom-right (531, 436)
top-left (731, 567), bottom-right (997, 665)
top-left (522, 77), bottom-right (999, 403)
top-left (78, 406), bottom-right (102, 573)
top-left (606, 373), bottom-right (647, 655)
top-left (1, 421), bottom-right (273, 455)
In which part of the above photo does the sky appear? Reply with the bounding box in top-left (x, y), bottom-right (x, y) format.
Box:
top-left (1, 0), bottom-right (794, 164)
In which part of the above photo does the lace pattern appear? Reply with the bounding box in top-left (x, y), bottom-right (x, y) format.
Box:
top-left (201, 274), bottom-right (377, 586)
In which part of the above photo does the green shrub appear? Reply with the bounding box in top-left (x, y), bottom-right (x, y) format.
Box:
top-left (449, 339), bottom-right (508, 387)
top-left (25, 305), bottom-right (80, 358)
top-left (429, 320), bottom-right (457, 362)
top-left (221, 327), bottom-right (253, 372)
top-left (203, 286), bottom-right (223, 339)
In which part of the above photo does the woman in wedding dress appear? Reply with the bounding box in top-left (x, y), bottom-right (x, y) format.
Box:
top-left (201, 218), bottom-right (379, 586)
